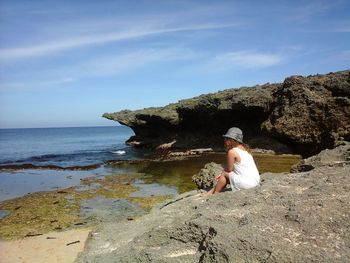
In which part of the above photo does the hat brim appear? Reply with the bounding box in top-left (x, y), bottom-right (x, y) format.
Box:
top-left (222, 135), bottom-right (243, 143)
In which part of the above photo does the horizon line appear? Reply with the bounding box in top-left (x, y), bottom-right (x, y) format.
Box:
top-left (0, 124), bottom-right (125, 130)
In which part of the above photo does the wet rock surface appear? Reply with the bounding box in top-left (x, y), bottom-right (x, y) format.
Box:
top-left (0, 173), bottom-right (170, 239)
top-left (77, 143), bottom-right (350, 262)
top-left (0, 210), bottom-right (10, 220)
top-left (80, 197), bottom-right (145, 222)
top-left (104, 70), bottom-right (350, 156)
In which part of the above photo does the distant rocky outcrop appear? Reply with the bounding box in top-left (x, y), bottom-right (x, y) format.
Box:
top-left (78, 143), bottom-right (350, 262)
top-left (104, 70), bottom-right (350, 156)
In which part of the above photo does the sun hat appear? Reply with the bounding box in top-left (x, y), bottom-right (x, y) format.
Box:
top-left (222, 127), bottom-right (243, 143)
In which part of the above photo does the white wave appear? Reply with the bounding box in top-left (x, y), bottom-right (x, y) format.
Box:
top-left (111, 150), bottom-right (126, 155)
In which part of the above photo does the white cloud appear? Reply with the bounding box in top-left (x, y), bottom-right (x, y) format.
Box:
top-left (62, 47), bottom-right (198, 77)
top-left (212, 51), bottom-right (284, 69)
top-left (0, 77), bottom-right (76, 90)
top-left (0, 22), bottom-right (239, 61)
top-left (0, 47), bottom-right (198, 90)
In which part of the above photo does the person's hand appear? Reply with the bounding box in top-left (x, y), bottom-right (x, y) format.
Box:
top-left (215, 172), bottom-right (223, 181)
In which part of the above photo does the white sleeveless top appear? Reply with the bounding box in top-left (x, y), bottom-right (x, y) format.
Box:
top-left (228, 147), bottom-right (260, 191)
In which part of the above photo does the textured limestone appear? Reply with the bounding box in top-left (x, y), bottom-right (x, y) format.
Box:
top-left (78, 143), bottom-right (350, 263)
top-left (104, 70), bottom-right (350, 157)
top-left (261, 72), bottom-right (350, 155)
top-left (290, 141), bottom-right (350, 172)
top-left (191, 162), bottom-right (223, 190)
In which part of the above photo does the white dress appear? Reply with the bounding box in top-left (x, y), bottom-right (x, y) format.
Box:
top-left (228, 147), bottom-right (260, 191)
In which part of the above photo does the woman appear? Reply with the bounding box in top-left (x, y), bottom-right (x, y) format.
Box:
top-left (205, 127), bottom-right (260, 195)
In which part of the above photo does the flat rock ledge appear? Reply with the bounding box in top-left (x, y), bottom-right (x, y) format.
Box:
top-left (77, 144), bottom-right (350, 263)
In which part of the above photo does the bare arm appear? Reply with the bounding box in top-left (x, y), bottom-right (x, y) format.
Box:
top-left (225, 149), bottom-right (236, 172)
top-left (216, 149), bottom-right (237, 180)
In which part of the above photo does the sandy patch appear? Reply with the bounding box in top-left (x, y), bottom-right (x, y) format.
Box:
top-left (0, 228), bottom-right (91, 263)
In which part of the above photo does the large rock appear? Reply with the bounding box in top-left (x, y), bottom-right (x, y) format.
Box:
top-left (104, 70), bottom-right (350, 156)
top-left (262, 72), bottom-right (350, 155)
top-left (78, 143), bottom-right (350, 262)
top-left (191, 162), bottom-right (223, 190)
top-left (290, 141), bottom-right (350, 172)
top-left (104, 83), bottom-right (279, 151)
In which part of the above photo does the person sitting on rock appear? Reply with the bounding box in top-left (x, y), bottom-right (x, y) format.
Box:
top-left (205, 127), bottom-right (260, 195)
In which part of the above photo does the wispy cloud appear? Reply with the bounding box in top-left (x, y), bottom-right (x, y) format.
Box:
top-left (0, 47), bottom-right (199, 90)
top-left (0, 77), bottom-right (76, 91)
top-left (60, 47), bottom-right (198, 77)
top-left (211, 51), bottom-right (284, 70)
top-left (0, 22), bottom-right (239, 61)
top-left (285, 1), bottom-right (332, 22)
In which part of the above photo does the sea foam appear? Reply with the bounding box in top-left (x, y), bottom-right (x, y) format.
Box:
top-left (111, 150), bottom-right (126, 155)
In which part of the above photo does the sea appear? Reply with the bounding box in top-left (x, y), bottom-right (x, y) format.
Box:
top-left (0, 126), bottom-right (143, 167)
top-left (0, 126), bottom-right (301, 202)
top-left (0, 125), bottom-right (302, 235)
top-left (0, 126), bottom-right (162, 201)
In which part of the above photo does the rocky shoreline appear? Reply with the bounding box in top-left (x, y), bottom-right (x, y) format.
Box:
top-left (77, 142), bottom-right (350, 262)
top-left (0, 151), bottom-right (299, 241)
top-left (1, 69), bottom-right (349, 262)
top-left (104, 70), bottom-right (350, 157)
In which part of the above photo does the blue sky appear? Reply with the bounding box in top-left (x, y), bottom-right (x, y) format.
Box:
top-left (0, 0), bottom-right (349, 128)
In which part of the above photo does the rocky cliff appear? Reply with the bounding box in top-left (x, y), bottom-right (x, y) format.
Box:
top-left (78, 143), bottom-right (350, 262)
top-left (104, 70), bottom-right (350, 156)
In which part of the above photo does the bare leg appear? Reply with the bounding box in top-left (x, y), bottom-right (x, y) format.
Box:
top-left (203, 175), bottom-right (229, 196)
top-left (205, 187), bottom-right (215, 196)
top-left (213, 175), bottom-right (229, 194)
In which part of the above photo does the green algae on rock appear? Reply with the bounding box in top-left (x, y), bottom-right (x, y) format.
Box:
top-left (77, 174), bottom-right (172, 211)
top-left (107, 153), bottom-right (302, 194)
top-left (0, 173), bottom-right (171, 239)
top-left (0, 152), bottom-right (301, 239)
top-left (0, 190), bottom-right (81, 239)
top-left (77, 144), bottom-right (350, 262)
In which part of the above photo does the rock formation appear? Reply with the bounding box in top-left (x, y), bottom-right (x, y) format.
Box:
top-left (191, 162), bottom-right (223, 190)
top-left (261, 71), bottom-right (350, 155)
top-left (77, 143), bottom-right (350, 262)
top-left (290, 141), bottom-right (350, 172)
top-left (104, 70), bottom-right (350, 156)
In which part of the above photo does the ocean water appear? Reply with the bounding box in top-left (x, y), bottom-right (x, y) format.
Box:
top-left (0, 126), bottom-right (301, 202)
top-left (0, 126), bottom-right (151, 201)
top-left (0, 126), bottom-right (142, 167)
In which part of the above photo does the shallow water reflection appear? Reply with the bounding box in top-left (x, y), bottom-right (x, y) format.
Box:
top-left (108, 153), bottom-right (302, 194)
top-left (0, 153), bottom-right (301, 201)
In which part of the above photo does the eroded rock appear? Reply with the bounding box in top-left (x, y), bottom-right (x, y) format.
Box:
top-left (191, 162), bottom-right (223, 190)
top-left (291, 141), bottom-right (350, 172)
top-left (78, 144), bottom-right (350, 262)
top-left (104, 70), bottom-right (350, 156)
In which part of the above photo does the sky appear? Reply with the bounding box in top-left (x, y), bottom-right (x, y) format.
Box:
top-left (0, 0), bottom-right (349, 128)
